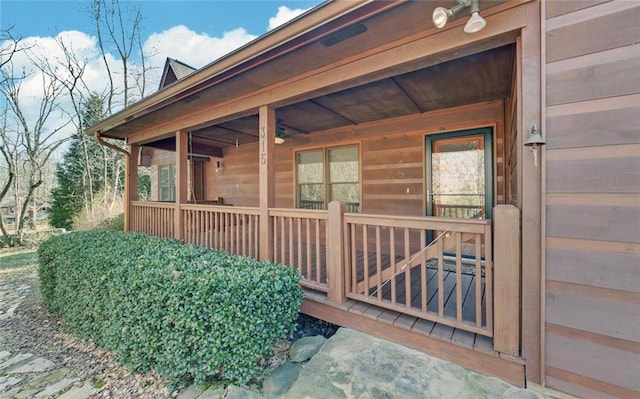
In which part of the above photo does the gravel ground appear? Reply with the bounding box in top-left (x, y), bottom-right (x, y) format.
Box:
top-left (0, 266), bottom-right (171, 398)
top-left (0, 256), bottom-right (338, 398)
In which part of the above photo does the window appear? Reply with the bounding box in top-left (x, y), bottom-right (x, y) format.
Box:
top-left (158, 164), bottom-right (176, 201)
top-left (296, 145), bottom-right (360, 212)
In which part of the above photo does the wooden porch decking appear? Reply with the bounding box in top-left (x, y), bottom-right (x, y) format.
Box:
top-left (276, 241), bottom-right (488, 329)
top-left (302, 288), bottom-right (493, 354)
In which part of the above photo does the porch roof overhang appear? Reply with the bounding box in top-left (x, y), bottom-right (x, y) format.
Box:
top-left (91, 0), bottom-right (518, 156)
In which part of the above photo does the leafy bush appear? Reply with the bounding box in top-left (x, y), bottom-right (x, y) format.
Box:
top-left (38, 230), bottom-right (303, 385)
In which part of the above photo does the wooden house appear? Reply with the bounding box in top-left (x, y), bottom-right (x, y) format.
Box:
top-left (90, 1), bottom-right (640, 398)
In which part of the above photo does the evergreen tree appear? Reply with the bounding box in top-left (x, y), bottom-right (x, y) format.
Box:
top-left (49, 93), bottom-right (107, 229)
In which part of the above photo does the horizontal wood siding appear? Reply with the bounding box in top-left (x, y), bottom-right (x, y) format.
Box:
top-left (544, 2), bottom-right (640, 398)
top-left (208, 142), bottom-right (259, 207)
top-left (207, 101), bottom-right (505, 216)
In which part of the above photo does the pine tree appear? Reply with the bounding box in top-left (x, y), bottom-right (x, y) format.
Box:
top-left (49, 93), bottom-right (107, 229)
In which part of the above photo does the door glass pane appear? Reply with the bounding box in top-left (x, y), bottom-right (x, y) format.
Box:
top-left (431, 136), bottom-right (485, 219)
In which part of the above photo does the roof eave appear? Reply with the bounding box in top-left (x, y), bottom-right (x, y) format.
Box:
top-left (90, 0), bottom-right (375, 138)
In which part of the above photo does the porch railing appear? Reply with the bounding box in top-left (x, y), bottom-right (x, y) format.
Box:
top-left (269, 208), bottom-right (329, 292)
top-left (343, 213), bottom-right (493, 336)
top-left (131, 201), bottom-right (175, 238)
top-left (181, 204), bottom-right (260, 258)
top-left (128, 201), bottom-right (520, 354)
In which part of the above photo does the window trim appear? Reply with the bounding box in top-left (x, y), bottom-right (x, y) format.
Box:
top-left (295, 143), bottom-right (361, 212)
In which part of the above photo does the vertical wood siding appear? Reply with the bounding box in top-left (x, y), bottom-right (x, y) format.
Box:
top-left (544, 1), bottom-right (640, 398)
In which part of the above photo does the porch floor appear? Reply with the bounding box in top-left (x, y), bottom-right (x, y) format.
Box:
top-left (302, 288), bottom-right (494, 354)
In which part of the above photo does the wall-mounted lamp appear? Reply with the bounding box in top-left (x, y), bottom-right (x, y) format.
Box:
top-left (275, 118), bottom-right (287, 145)
top-left (524, 124), bottom-right (546, 166)
top-left (215, 159), bottom-right (224, 172)
top-left (432, 0), bottom-right (486, 33)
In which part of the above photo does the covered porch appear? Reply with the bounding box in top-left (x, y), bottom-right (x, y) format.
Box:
top-left (93, 0), bottom-right (544, 387)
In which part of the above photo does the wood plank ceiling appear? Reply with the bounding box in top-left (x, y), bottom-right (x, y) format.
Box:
top-left (177, 44), bottom-right (514, 155)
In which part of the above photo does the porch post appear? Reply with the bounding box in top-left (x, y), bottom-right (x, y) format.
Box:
top-left (258, 105), bottom-right (275, 262)
top-left (520, 2), bottom-right (543, 383)
top-left (493, 205), bottom-right (521, 355)
top-left (175, 130), bottom-right (188, 241)
top-left (124, 143), bottom-right (139, 232)
top-left (327, 201), bottom-right (347, 304)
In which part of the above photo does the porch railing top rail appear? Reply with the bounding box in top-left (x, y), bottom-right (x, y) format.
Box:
top-left (131, 201), bottom-right (177, 209)
top-left (180, 203), bottom-right (260, 215)
top-left (268, 207), bottom-right (329, 219)
top-left (344, 212), bottom-right (490, 232)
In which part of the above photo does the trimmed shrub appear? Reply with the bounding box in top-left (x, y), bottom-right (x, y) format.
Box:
top-left (38, 230), bottom-right (303, 385)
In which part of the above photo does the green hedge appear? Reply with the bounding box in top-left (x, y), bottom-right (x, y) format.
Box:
top-left (38, 230), bottom-right (303, 385)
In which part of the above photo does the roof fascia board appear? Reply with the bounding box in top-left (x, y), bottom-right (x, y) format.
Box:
top-left (92, 0), bottom-right (377, 136)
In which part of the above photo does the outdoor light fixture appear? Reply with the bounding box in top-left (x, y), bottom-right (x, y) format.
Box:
top-left (524, 124), bottom-right (546, 166)
top-left (215, 159), bottom-right (224, 172)
top-left (464, 0), bottom-right (487, 33)
top-left (432, 0), bottom-right (486, 33)
top-left (275, 119), bottom-right (287, 144)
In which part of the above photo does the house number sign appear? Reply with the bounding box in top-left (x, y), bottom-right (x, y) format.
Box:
top-left (260, 126), bottom-right (267, 165)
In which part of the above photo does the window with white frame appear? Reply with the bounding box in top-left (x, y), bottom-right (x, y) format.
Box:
top-left (296, 145), bottom-right (360, 212)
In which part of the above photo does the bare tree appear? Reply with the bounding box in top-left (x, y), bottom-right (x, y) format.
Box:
top-left (0, 47), bottom-right (70, 244)
top-left (91, 0), bottom-right (148, 113)
top-left (0, 27), bottom-right (23, 245)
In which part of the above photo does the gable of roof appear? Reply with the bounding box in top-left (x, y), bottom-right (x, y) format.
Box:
top-left (158, 58), bottom-right (197, 90)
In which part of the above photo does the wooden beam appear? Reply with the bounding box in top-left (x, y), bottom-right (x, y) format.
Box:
top-left (327, 201), bottom-right (347, 304)
top-left (123, 144), bottom-right (138, 232)
top-left (174, 130), bottom-right (188, 241)
top-left (519, 2), bottom-right (543, 384)
top-left (259, 106), bottom-right (275, 261)
top-left (493, 205), bottom-right (521, 355)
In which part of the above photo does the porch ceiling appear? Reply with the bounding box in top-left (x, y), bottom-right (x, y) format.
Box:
top-left (101, 0), bottom-right (514, 156)
top-left (182, 44), bottom-right (514, 155)
top-left (149, 45), bottom-right (514, 156)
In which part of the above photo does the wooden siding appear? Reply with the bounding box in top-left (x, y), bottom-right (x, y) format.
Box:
top-left (544, 1), bottom-right (640, 398)
top-left (206, 101), bottom-right (506, 215)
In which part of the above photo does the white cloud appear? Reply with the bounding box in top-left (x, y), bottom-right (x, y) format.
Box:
top-left (268, 6), bottom-right (310, 30)
top-left (143, 25), bottom-right (257, 85)
top-left (0, 5), bottom-right (311, 149)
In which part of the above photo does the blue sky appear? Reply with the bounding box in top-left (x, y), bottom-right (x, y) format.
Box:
top-left (2, 1), bottom-right (323, 39)
top-left (0, 0), bottom-right (324, 143)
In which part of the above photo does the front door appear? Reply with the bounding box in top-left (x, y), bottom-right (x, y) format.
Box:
top-left (426, 128), bottom-right (493, 220)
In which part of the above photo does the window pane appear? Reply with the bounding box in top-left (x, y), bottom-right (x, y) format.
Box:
top-left (299, 184), bottom-right (324, 209)
top-left (297, 150), bottom-right (323, 184)
top-left (330, 183), bottom-right (359, 204)
top-left (159, 165), bottom-right (176, 201)
top-left (329, 146), bottom-right (358, 183)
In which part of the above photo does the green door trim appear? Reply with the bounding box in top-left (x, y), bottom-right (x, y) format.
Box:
top-left (425, 127), bottom-right (494, 221)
